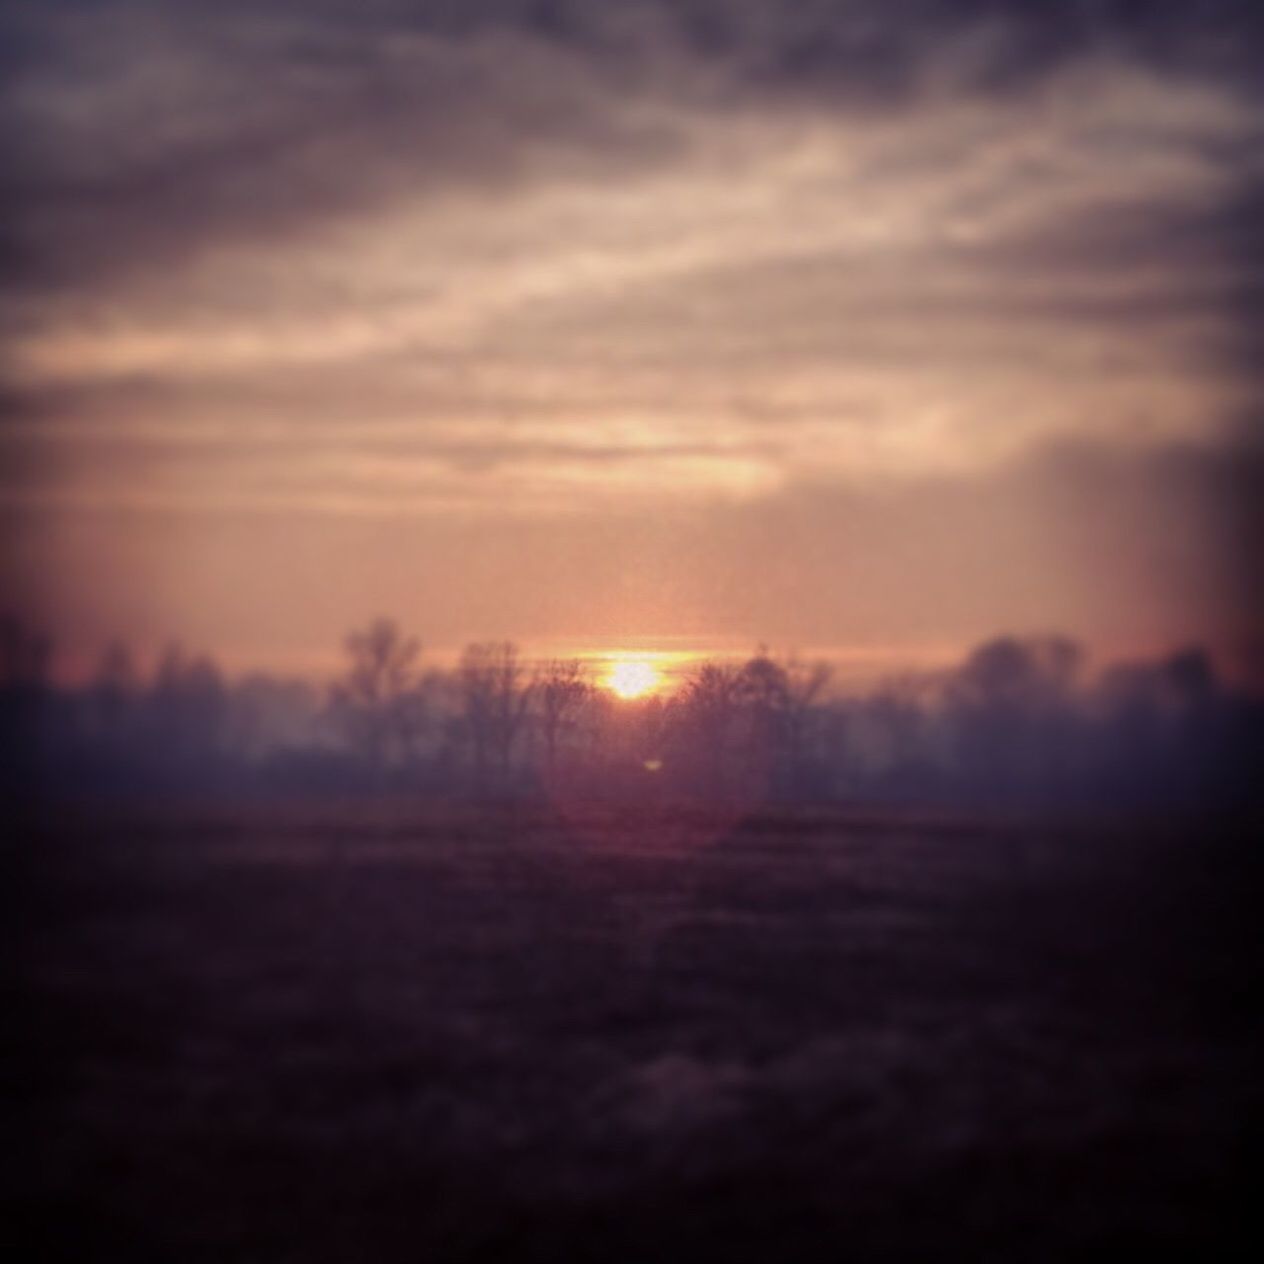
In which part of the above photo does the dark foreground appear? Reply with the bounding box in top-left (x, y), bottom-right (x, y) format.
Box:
top-left (7, 803), bottom-right (1261, 1262)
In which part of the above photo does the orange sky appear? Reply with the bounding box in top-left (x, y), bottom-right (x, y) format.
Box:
top-left (2, 2), bottom-right (1260, 683)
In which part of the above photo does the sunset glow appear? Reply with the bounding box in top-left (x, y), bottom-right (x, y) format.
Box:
top-left (605, 658), bottom-right (662, 700)
top-left (6, 4), bottom-right (1260, 1252)
top-left (0, 0), bottom-right (1258, 681)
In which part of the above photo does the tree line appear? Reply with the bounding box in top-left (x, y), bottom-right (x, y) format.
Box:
top-left (2, 613), bottom-right (1260, 810)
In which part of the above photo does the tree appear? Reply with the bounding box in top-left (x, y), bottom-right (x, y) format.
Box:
top-left (945, 635), bottom-right (1084, 799)
top-left (736, 649), bottom-right (789, 790)
top-left (535, 658), bottom-right (591, 779)
top-left (459, 642), bottom-right (533, 794)
top-left (734, 649), bottom-right (832, 797)
top-left (674, 661), bottom-right (744, 796)
top-left (738, 650), bottom-right (789, 721)
top-left (88, 640), bottom-right (139, 741)
top-left (782, 655), bottom-right (833, 795)
top-left (147, 644), bottom-right (229, 768)
top-left (330, 617), bottom-right (423, 780)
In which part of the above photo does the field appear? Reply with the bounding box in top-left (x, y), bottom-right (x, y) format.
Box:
top-left (8, 802), bottom-right (1260, 1262)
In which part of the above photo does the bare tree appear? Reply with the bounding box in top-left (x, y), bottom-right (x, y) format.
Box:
top-left (738, 649), bottom-right (789, 713)
top-left (782, 655), bottom-right (833, 795)
top-left (733, 650), bottom-right (832, 796)
top-left (330, 617), bottom-right (423, 779)
top-left (674, 661), bottom-right (744, 796)
top-left (535, 658), bottom-right (591, 779)
top-left (736, 649), bottom-right (790, 790)
top-left (459, 642), bottom-right (533, 794)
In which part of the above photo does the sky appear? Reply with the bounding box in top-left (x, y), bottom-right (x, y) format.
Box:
top-left (2, 0), bottom-right (1261, 680)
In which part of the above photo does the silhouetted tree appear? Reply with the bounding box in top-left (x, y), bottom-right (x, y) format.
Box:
top-left (536, 658), bottom-right (591, 779)
top-left (330, 617), bottom-right (423, 780)
top-left (782, 655), bottom-right (833, 795)
top-left (1096, 645), bottom-right (1225, 802)
top-left (88, 640), bottom-right (139, 741)
top-left (4, 615), bottom-right (1255, 809)
top-left (459, 642), bottom-right (533, 794)
top-left (862, 676), bottom-right (937, 797)
top-left (147, 644), bottom-right (229, 771)
top-left (735, 649), bottom-right (788, 792)
top-left (674, 662), bottom-right (743, 796)
top-left (945, 635), bottom-right (1084, 799)
top-left (734, 650), bottom-right (833, 796)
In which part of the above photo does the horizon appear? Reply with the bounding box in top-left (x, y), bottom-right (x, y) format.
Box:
top-left (27, 621), bottom-right (1257, 701)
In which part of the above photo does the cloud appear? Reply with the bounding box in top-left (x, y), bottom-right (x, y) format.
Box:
top-left (3, 1), bottom-right (1261, 291)
top-left (1, 0), bottom-right (1260, 663)
top-left (4, 40), bottom-right (1258, 504)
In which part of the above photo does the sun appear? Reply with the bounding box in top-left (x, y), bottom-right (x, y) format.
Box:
top-left (605, 658), bottom-right (661, 700)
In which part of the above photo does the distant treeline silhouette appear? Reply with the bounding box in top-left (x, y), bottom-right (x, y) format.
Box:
top-left (2, 614), bottom-right (1260, 810)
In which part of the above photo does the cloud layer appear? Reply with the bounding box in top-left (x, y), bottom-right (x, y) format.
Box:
top-left (1, 0), bottom-right (1260, 665)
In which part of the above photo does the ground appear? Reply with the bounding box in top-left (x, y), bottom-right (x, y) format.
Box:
top-left (7, 801), bottom-right (1261, 1261)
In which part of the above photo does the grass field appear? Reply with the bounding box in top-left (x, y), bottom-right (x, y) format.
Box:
top-left (8, 802), bottom-right (1260, 1261)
